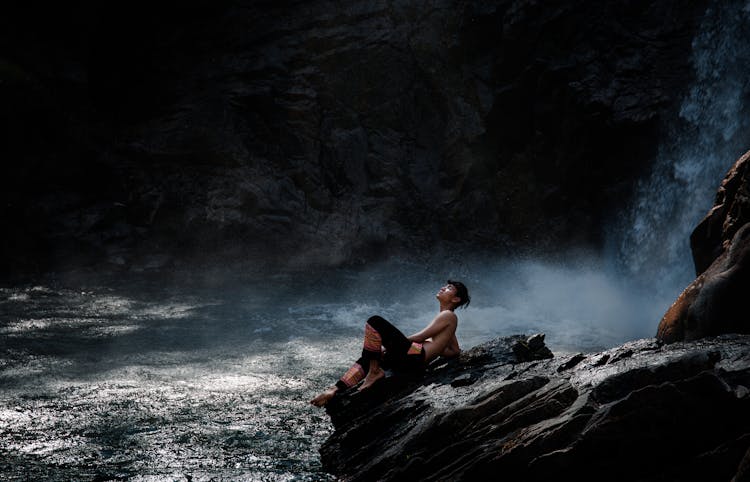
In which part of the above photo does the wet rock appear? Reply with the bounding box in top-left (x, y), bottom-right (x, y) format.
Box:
top-left (608, 347), bottom-right (634, 363)
top-left (691, 150), bottom-right (750, 276)
top-left (593, 353), bottom-right (610, 366)
top-left (589, 350), bottom-right (720, 404)
top-left (659, 223), bottom-right (750, 343)
top-left (320, 334), bottom-right (750, 481)
top-left (557, 353), bottom-right (586, 372)
top-left (512, 333), bottom-right (554, 362)
top-left (659, 149), bottom-right (750, 343)
top-left (450, 374), bottom-right (477, 387)
top-left (526, 333), bottom-right (547, 351)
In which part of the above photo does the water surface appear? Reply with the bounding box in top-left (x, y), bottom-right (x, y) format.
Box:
top-left (0, 260), bottom-right (659, 480)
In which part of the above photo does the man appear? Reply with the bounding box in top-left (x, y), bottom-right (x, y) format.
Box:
top-left (310, 280), bottom-right (470, 407)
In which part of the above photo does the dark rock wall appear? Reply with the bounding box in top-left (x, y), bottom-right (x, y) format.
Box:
top-left (1, 1), bottom-right (708, 274)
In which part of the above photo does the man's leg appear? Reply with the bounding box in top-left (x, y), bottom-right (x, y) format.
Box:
top-left (335, 356), bottom-right (368, 391)
top-left (358, 315), bottom-right (413, 389)
top-left (333, 316), bottom-right (392, 390)
top-left (365, 315), bottom-right (411, 355)
top-left (310, 315), bottom-right (409, 405)
top-left (358, 318), bottom-right (386, 390)
top-left (368, 315), bottom-right (426, 374)
top-left (310, 355), bottom-right (370, 406)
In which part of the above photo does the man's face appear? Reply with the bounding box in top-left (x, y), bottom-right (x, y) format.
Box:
top-left (436, 284), bottom-right (458, 303)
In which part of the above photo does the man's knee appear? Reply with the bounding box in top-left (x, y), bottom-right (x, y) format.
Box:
top-left (366, 315), bottom-right (388, 331)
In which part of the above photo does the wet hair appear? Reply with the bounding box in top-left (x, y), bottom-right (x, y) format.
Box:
top-left (447, 280), bottom-right (470, 309)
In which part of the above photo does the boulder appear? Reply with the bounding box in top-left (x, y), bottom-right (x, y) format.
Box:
top-left (319, 334), bottom-right (750, 481)
top-left (658, 150), bottom-right (750, 343)
top-left (691, 149), bottom-right (750, 276)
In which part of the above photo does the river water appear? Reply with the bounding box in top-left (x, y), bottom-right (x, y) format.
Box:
top-left (1, 257), bottom-right (658, 480)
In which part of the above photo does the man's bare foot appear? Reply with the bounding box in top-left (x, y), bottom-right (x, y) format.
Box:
top-left (358, 368), bottom-right (385, 391)
top-left (310, 387), bottom-right (337, 407)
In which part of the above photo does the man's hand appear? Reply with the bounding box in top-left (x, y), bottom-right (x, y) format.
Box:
top-left (409, 311), bottom-right (457, 343)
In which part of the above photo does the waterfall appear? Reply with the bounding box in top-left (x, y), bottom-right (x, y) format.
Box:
top-left (610, 1), bottom-right (750, 300)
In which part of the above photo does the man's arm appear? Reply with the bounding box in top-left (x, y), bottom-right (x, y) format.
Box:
top-left (407, 311), bottom-right (457, 342)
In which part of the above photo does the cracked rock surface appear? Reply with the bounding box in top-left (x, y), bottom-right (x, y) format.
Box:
top-left (321, 334), bottom-right (750, 481)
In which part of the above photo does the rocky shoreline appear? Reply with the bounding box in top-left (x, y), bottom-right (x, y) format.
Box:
top-left (320, 333), bottom-right (750, 481)
top-left (319, 147), bottom-right (750, 481)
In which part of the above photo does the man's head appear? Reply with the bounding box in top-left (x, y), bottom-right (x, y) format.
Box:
top-left (437, 280), bottom-right (470, 309)
top-left (448, 280), bottom-right (470, 309)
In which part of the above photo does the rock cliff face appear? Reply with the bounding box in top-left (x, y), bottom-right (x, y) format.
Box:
top-left (1, 1), bottom-right (709, 274)
top-left (320, 334), bottom-right (750, 481)
top-left (658, 150), bottom-right (750, 342)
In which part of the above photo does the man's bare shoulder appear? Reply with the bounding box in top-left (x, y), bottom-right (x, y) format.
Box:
top-left (437, 310), bottom-right (458, 323)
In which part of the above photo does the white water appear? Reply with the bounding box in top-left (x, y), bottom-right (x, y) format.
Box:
top-left (609, 1), bottom-right (750, 301)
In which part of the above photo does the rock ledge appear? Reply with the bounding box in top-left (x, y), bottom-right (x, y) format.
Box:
top-left (321, 334), bottom-right (750, 481)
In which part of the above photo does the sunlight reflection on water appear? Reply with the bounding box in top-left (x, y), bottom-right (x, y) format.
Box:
top-left (0, 282), bottom-right (353, 480)
top-left (0, 258), bottom-right (665, 479)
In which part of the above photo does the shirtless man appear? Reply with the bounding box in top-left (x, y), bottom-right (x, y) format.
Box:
top-left (310, 280), bottom-right (470, 407)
